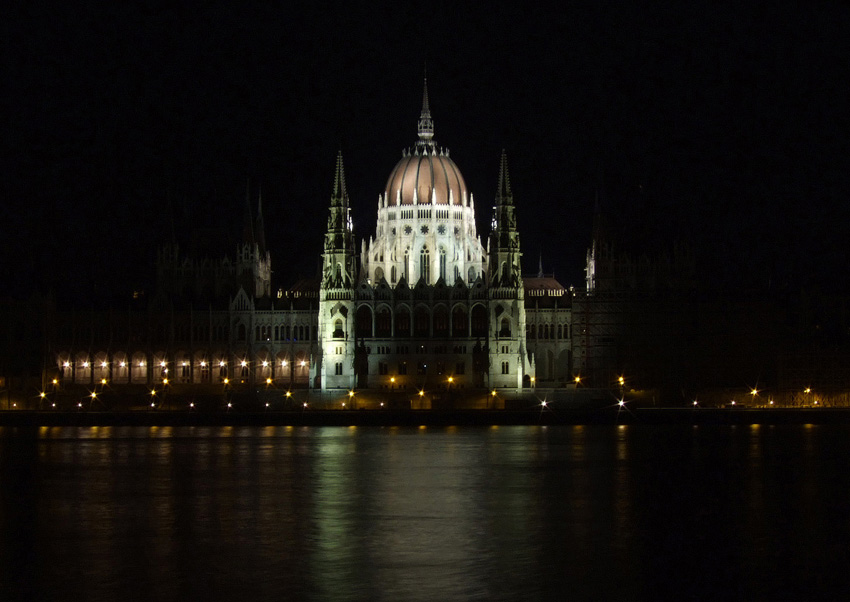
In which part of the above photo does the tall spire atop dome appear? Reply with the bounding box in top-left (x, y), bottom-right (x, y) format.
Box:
top-left (417, 76), bottom-right (435, 144)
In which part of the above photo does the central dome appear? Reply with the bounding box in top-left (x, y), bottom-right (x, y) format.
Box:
top-left (384, 148), bottom-right (468, 206)
top-left (383, 78), bottom-right (469, 207)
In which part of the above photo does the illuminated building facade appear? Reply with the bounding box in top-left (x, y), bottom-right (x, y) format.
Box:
top-left (48, 82), bottom-right (576, 401)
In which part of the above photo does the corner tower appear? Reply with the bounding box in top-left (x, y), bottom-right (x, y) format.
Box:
top-left (317, 152), bottom-right (357, 389)
top-left (488, 151), bottom-right (534, 388)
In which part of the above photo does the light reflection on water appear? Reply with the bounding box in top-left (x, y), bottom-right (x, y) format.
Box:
top-left (2, 424), bottom-right (850, 600)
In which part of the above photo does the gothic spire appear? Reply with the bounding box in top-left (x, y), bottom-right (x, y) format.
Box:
top-left (538, 252), bottom-right (544, 278)
top-left (417, 76), bottom-right (435, 144)
top-left (331, 150), bottom-right (348, 207)
top-left (255, 184), bottom-right (266, 255)
top-left (496, 149), bottom-right (513, 205)
top-left (242, 179), bottom-right (255, 245)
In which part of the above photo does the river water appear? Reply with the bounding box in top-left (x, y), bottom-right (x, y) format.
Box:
top-left (1, 424), bottom-right (849, 601)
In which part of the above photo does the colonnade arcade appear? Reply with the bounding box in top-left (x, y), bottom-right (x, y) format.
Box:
top-left (54, 348), bottom-right (313, 388)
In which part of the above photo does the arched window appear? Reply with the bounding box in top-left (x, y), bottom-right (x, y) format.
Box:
top-left (356, 306), bottom-right (373, 338)
top-left (391, 265), bottom-right (397, 284)
top-left (376, 308), bottom-right (392, 337)
top-left (414, 307), bottom-right (430, 337)
top-left (420, 246), bottom-right (430, 284)
top-left (452, 307), bottom-right (468, 337)
top-left (468, 266), bottom-right (476, 283)
top-left (471, 305), bottom-right (487, 338)
top-left (439, 248), bottom-right (447, 281)
top-left (404, 249), bottom-right (410, 281)
top-left (499, 318), bottom-right (511, 338)
top-left (375, 266), bottom-right (384, 282)
top-left (395, 307), bottom-right (410, 337)
top-left (333, 318), bottom-right (344, 339)
top-left (434, 306), bottom-right (449, 336)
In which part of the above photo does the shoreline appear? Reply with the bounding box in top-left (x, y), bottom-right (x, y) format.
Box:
top-left (3, 407), bottom-right (850, 427)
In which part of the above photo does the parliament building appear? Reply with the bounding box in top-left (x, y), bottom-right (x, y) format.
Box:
top-left (48, 82), bottom-right (576, 407)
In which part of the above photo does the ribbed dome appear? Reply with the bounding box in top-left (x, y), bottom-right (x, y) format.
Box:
top-left (384, 148), bottom-right (467, 206)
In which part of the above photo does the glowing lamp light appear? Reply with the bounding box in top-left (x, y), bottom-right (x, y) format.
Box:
top-left (380, 402), bottom-right (384, 407)
top-left (265, 403), bottom-right (270, 407)
top-left (804, 387), bottom-right (811, 394)
top-left (182, 361), bottom-right (187, 367)
top-left (52, 379), bottom-right (58, 385)
top-left (302, 402), bottom-right (307, 407)
top-left (160, 361), bottom-right (167, 368)
top-left (227, 402), bottom-right (232, 408)
top-left (618, 399), bottom-right (625, 407)
top-left (541, 400), bottom-right (547, 407)
top-left (90, 392), bottom-right (97, 399)
top-left (219, 361), bottom-right (226, 367)
top-left (574, 376), bottom-right (581, 384)
top-left (286, 391), bottom-right (292, 398)
top-left (240, 360), bottom-right (247, 368)
top-left (101, 378), bottom-right (107, 385)
top-left (150, 390), bottom-right (156, 396)
top-left (342, 402), bottom-right (346, 408)
top-left (189, 402), bottom-right (194, 408)
top-left (618, 376), bottom-right (625, 385)
top-left (262, 361), bottom-right (268, 367)
top-left (390, 376), bottom-right (396, 383)
top-left (139, 361), bottom-right (145, 367)
top-left (530, 376), bottom-right (536, 383)
top-left (200, 361), bottom-right (207, 367)
top-left (491, 390), bottom-right (497, 396)
top-left (223, 378), bottom-right (229, 384)
top-left (78, 402), bottom-right (82, 407)
top-left (300, 361), bottom-right (306, 367)
top-left (100, 361), bottom-right (108, 368)
top-left (266, 377), bottom-right (272, 384)
top-left (693, 400), bottom-right (698, 406)
top-left (348, 390), bottom-right (355, 397)
top-left (769, 400), bottom-right (774, 405)
top-left (418, 389), bottom-right (424, 397)
top-left (448, 376), bottom-right (454, 383)
top-left (119, 361), bottom-right (126, 368)
top-left (63, 362), bottom-right (70, 368)
top-left (83, 361), bottom-right (89, 368)
top-left (162, 378), bottom-right (168, 385)
top-left (150, 402), bottom-right (155, 408)
top-left (281, 360), bottom-right (287, 367)
top-left (40, 392), bottom-right (46, 398)
top-left (751, 388), bottom-right (758, 396)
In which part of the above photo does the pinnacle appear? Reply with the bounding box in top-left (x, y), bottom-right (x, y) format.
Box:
top-left (332, 150), bottom-right (347, 204)
top-left (497, 149), bottom-right (513, 202)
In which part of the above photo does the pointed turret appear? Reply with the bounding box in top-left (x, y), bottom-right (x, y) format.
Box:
top-left (242, 179), bottom-right (255, 246)
top-left (331, 150), bottom-right (348, 206)
top-left (489, 150), bottom-right (522, 288)
top-left (318, 151), bottom-right (358, 390)
top-left (255, 184), bottom-right (267, 256)
top-left (496, 149), bottom-right (513, 205)
top-left (322, 151), bottom-right (356, 288)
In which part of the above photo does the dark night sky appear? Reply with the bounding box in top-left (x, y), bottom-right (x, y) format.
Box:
top-left (4, 1), bottom-right (850, 304)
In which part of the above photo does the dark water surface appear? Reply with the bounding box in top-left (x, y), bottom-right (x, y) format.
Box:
top-left (2, 424), bottom-right (849, 601)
